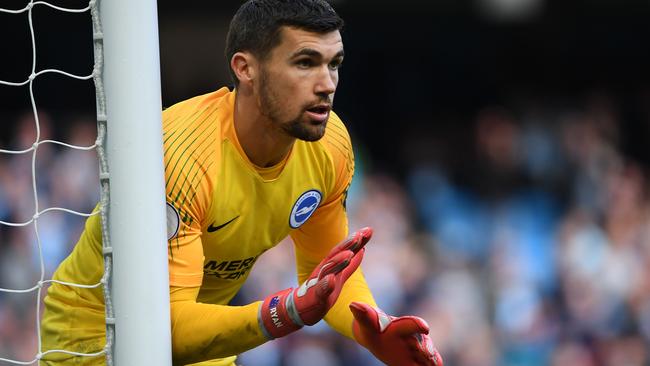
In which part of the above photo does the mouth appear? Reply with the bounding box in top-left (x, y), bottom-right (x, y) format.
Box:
top-left (305, 104), bottom-right (331, 123)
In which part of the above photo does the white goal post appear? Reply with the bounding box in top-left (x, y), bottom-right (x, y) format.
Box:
top-left (100, 0), bottom-right (172, 364)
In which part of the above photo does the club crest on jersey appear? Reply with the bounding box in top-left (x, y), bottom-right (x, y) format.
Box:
top-left (289, 190), bottom-right (322, 229)
top-left (166, 202), bottom-right (180, 240)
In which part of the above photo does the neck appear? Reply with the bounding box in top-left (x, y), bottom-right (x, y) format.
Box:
top-left (233, 88), bottom-right (295, 168)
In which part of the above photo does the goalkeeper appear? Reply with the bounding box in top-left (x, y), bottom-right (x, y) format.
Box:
top-left (41, 1), bottom-right (442, 365)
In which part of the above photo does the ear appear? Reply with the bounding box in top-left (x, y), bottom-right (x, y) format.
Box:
top-left (230, 51), bottom-right (257, 86)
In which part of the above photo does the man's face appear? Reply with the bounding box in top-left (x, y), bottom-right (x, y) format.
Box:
top-left (256, 27), bottom-right (344, 142)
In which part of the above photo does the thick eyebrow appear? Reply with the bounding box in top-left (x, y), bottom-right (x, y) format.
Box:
top-left (291, 48), bottom-right (345, 60)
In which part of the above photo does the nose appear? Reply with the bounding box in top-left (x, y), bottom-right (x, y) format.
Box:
top-left (314, 66), bottom-right (337, 96)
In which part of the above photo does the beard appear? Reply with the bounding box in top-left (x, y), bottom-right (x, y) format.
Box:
top-left (258, 70), bottom-right (328, 142)
top-left (281, 117), bottom-right (327, 142)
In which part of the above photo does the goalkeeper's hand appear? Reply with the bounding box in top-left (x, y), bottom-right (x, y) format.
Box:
top-left (350, 302), bottom-right (443, 366)
top-left (258, 227), bottom-right (373, 339)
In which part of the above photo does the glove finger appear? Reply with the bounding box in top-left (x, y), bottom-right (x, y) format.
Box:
top-left (340, 247), bottom-right (365, 281)
top-left (389, 315), bottom-right (430, 337)
top-left (347, 227), bottom-right (373, 253)
top-left (410, 335), bottom-right (443, 366)
top-left (318, 250), bottom-right (353, 279)
top-left (431, 349), bottom-right (444, 366)
top-left (412, 333), bottom-right (441, 365)
top-left (315, 273), bottom-right (336, 300)
top-left (349, 301), bottom-right (380, 331)
top-left (328, 227), bottom-right (373, 260)
top-left (346, 227), bottom-right (373, 254)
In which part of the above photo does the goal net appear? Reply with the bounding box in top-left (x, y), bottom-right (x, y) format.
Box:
top-left (0, 1), bottom-right (171, 365)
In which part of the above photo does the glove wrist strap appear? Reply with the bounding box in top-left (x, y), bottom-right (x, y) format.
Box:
top-left (259, 288), bottom-right (303, 339)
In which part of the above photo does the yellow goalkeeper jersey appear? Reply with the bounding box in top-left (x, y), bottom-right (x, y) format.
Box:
top-left (41, 87), bottom-right (375, 366)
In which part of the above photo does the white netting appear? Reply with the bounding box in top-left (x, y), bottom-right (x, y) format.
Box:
top-left (0, 1), bottom-right (113, 365)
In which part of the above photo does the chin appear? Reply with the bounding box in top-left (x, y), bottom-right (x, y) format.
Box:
top-left (296, 127), bottom-right (326, 142)
top-left (284, 119), bottom-right (328, 142)
top-left (306, 121), bottom-right (328, 141)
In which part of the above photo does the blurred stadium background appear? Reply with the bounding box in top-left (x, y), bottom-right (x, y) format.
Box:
top-left (1, 0), bottom-right (650, 365)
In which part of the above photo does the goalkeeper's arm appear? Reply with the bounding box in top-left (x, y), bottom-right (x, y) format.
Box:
top-left (169, 228), bottom-right (371, 365)
top-left (169, 287), bottom-right (262, 364)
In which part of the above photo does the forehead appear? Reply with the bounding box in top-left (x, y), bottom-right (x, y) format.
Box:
top-left (274, 26), bottom-right (343, 57)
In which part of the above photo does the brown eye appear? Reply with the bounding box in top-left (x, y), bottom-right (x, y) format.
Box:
top-left (329, 60), bottom-right (343, 70)
top-left (296, 59), bottom-right (313, 68)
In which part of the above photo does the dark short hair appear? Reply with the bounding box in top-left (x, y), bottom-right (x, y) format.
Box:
top-left (225, 0), bottom-right (344, 86)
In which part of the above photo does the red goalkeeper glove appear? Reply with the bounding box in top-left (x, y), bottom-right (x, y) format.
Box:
top-left (350, 302), bottom-right (443, 366)
top-left (259, 227), bottom-right (373, 339)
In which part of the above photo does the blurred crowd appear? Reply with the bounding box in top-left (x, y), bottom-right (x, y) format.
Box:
top-left (1, 89), bottom-right (650, 365)
top-left (0, 112), bottom-right (99, 362)
top-left (238, 91), bottom-right (650, 366)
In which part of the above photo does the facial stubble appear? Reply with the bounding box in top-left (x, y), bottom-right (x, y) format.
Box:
top-left (258, 69), bottom-right (328, 142)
